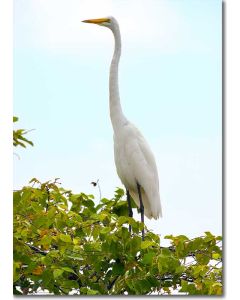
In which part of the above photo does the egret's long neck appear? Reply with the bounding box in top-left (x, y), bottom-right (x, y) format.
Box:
top-left (109, 25), bottom-right (127, 132)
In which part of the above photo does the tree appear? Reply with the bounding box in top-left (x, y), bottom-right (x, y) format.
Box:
top-left (13, 118), bottom-right (222, 295)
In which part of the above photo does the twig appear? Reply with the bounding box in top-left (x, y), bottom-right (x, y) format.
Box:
top-left (26, 243), bottom-right (48, 256)
top-left (54, 284), bottom-right (68, 295)
top-left (107, 275), bottom-right (119, 290)
top-left (91, 179), bottom-right (102, 201)
top-left (23, 128), bottom-right (36, 135)
top-left (45, 186), bottom-right (50, 212)
top-left (205, 259), bottom-right (222, 277)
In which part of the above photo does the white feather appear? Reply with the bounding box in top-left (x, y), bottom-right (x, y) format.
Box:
top-left (114, 122), bottom-right (162, 219)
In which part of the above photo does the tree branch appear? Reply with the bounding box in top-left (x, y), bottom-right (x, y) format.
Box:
top-left (26, 243), bottom-right (48, 256)
top-left (107, 275), bottom-right (119, 290)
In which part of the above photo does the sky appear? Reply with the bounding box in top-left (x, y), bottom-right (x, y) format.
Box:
top-left (13, 0), bottom-right (222, 240)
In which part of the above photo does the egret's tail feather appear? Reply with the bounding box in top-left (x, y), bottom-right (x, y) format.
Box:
top-left (129, 188), bottom-right (161, 220)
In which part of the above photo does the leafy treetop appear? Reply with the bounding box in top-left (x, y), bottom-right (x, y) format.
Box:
top-left (13, 179), bottom-right (222, 295)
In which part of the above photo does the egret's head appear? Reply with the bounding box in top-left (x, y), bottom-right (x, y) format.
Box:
top-left (82, 16), bottom-right (118, 31)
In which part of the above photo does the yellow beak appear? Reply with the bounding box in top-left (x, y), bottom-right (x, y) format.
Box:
top-left (82, 18), bottom-right (110, 24)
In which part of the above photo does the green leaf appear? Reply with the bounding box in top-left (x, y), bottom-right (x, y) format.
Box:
top-left (112, 262), bottom-right (125, 275)
top-left (212, 252), bottom-right (221, 260)
top-left (61, 279), bottom-right (79, 290)
top-left (87, 290), bottom-right (99, 295)
top-left (142, 251), bottom-right (155, 265)
top-left (164, 234), bottom-right (174, 240)
top-left (177, 235), bottom-right (189, 241)
top-left (31, 202), bottom-right (42, 212)
top-left (114, 188), bottom-right (125, 200)
top-left (59, 234), bottom-right (72, 243)
top-left (121, 227), bottom-right (130, 240)
top-left (141, 240), bottom-right (155, 249)
top-left (13, 261), bottom-right (21, 282)
top-left (61, 267), bottom-right (77, 274)
top-left (53, 269), bottom-right (64, 279)
top-left (188, 237), bottom-right (203, 252)
top-left (205, 231), bottom-right (214, 238)
top-left (175, 265), bottom-right (185, 274)
top-left (118, 216), bottom-right (128, 226)
top-left (100, 226), bottom-right (112, 234)
top-left (13, 191), bottom-right (21, 210)
top-left (158, 254), bottom-right (168, 273)
top-left (40, 235), bottom-right (52, 246)
top-left (127, 236), bottom-right (141, 256)
top-left (21, 189), bottom-right (32, 202)
top-left (192, 265), bottom-right (209, 278)
top-left (82, 199), bottom-right (95, 208)
top-left (139, 279), bottom-right (152, 293)
top-left (33, 215), bottom-right (49, 228)
top-left (195, 253), bottom-right (210, 265)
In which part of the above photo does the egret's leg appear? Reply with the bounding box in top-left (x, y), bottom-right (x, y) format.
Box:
top-left (137, 183), bottom-right (144, 241)
top-left (126, 189), bottom-right (133, 233)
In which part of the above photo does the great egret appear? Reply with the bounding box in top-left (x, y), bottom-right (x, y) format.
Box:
top-left (82, 16), bottom-right (162, 239)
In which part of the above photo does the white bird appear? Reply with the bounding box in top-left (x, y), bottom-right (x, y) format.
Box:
top-left (82, 16), bottom-right (162, 239)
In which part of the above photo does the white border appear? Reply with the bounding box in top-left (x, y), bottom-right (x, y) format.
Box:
top-left (226, 0), bottom-right (240, 298)
top-left (0, 0), bottom-right (13, 298)
top-left (1, 0), bottom-right (240, 298)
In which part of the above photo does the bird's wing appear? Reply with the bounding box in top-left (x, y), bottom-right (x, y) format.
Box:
top-left (123, 124), bottom-right (162, 216)
top-left (125, 124), bottom-right (159, 189)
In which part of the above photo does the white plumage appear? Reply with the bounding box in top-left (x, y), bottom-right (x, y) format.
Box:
top-left (83, 16), bottom-right (162, 220)
top-left (114, 123), bottom-right (162, 219)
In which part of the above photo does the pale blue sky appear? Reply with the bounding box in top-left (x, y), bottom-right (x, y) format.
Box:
top-left (13, 0), bottom-right (222, 239)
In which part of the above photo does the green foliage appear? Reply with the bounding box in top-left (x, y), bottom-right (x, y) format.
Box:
top-left (13, 179), bottom-right (222, 295)
top-left (13, 117), bottom-right (222, 295)
top-left (13, 116), bottom-right (34, 148)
